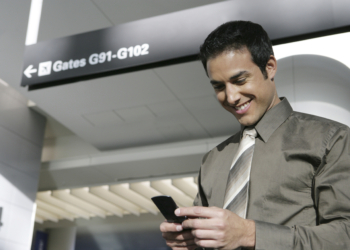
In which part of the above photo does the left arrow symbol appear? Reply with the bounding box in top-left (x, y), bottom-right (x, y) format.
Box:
top-left (24, 65), bottom-right (37, 78)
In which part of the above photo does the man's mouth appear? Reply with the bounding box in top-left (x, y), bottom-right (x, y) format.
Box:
top-left (234, 100), bottom-right (252, 111)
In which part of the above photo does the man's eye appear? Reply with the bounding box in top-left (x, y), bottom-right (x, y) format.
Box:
top-left (213, 84), bottom-right (224, 90)
top-left (236, 78), bottom-right (246, 84)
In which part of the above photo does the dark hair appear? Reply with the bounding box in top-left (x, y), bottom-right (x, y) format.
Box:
top-left (199, 20), bottom-right (274, 79)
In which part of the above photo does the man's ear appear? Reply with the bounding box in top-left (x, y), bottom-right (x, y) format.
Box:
top-left (266, 55), bottom-right (277, 81)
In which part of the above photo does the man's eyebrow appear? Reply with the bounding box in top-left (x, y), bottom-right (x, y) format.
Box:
top-left (210, 71), bottom-right (249, 85)
top-left (229, 71), bottom-right (248, 80)
top-left (210, 80), bottom-right (223, 85)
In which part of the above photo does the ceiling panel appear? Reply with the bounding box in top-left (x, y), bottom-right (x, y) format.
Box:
top-left (94, 0), bottom-right (226, 26)
top-left (153, 61), bottom-right (214, 99)
top-left (115, 106), bottom-right (155, 122)
top-left (182, 95), bottom-right (240, 137)
top-left (147, 99), bottom-right (187, 116)
top-left (83, 111), bottom-right (124, 127)
top-left (147, 100), bottom-right (209, 138)
top-left (156, 125), bottom-right (191, 140)
top-left (38, 0), bottom-right (112, 42)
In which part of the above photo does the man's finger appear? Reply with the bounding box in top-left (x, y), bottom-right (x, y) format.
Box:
top-left (194, 238), bottom-right (221, 249)
top-left (166, 238), bottom-right (196, 248)
top-left (160, 221), bottom-right (183, 233)
top-left (191, 229), bottom-right (220, 240)
top-left (162, 230), bottom-right (194, 241)
top-left (176, 206), bottom-right (223, 219)
top-left (182, 217), bottom-right (209, 230)
top-left (170, 246), bottom-right (198, 250)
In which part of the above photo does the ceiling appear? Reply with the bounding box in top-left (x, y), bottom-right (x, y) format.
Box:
top-left (35, 175), bottom-right (198, 224)
top-left (1, 0), bottom-right (240, 155)
top-left (29, 61), bottom-right (238, 151)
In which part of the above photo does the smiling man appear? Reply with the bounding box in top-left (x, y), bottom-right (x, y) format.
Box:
top-left (160, 21), bottom-right (350, 250)
top-left (208, 48), bottom-right (279, 127)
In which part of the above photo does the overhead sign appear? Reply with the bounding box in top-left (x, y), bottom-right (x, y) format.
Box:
top-left (21, 0), bottom-right (350, 90)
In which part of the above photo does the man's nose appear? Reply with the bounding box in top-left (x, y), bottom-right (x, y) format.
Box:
top-left (226, 84), bottom-right (240, 104)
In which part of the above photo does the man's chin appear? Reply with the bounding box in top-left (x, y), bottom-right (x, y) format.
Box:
top-left (238, 118), bottom-right (258, 127)
top-left (233, 112), bottom-right (259, 127)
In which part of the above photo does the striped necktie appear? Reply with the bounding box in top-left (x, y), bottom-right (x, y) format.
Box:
top-left (223, 128), bottom-right (257, 218)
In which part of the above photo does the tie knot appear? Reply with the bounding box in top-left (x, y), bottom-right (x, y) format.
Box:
top-left (243, 128), bottom-right (257, 139)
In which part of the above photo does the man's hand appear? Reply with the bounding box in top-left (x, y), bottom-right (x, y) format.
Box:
top-left (178, 206), bottom-right (256, 250)
top-left (160, 220), bottom-right (198, 250)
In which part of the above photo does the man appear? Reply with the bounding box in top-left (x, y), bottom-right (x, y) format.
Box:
top-left (160, 21), bottom-right (350, 249)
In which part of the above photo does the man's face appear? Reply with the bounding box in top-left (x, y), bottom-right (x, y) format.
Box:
top-left (207, 48), bottom-right (279, 127)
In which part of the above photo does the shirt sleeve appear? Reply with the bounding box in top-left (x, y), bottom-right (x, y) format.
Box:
top-left (254, 126), bottom-right (350, 250)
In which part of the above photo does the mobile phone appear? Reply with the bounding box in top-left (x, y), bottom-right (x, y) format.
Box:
top-left (151, 195), bottom-right (187, 223)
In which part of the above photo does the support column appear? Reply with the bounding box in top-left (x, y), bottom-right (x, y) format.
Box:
top-left (47, 227), bottom-right (76, 250)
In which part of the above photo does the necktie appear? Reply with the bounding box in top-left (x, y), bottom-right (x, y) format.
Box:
top-left (223, 128), bottom-right (257, 219)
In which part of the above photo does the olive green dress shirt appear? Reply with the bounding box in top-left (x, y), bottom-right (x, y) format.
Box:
top-left (194, 97), bottom-right (350, 249)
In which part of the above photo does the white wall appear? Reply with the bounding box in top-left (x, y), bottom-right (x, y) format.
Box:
top-left (276, 54), bottom-right (350, 127)
top-left (0, 84), bottom-right (46, 250)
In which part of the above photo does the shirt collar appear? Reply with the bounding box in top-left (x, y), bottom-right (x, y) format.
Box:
top-left (241, 97), bottom-right (293, 142)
